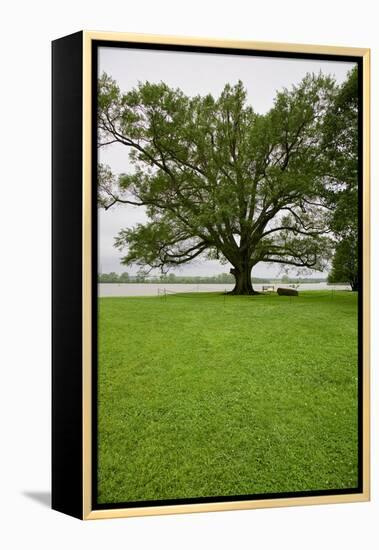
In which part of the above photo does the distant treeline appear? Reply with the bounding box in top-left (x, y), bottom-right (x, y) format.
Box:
top-left (98, 272), bottom-right (327, 284)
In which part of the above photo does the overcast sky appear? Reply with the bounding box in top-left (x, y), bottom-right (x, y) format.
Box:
top-left (98, 46), bottom-right (355, 277)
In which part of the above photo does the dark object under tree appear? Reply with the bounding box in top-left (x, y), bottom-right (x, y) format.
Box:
top-left (277, 287), bottom-right (299, 296)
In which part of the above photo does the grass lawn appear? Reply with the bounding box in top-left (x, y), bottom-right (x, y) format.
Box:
top-left (97, 291), bottom-right (358, 504)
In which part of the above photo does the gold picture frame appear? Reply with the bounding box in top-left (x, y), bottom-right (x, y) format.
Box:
top-left (52, 31), bottom-right (370, 520)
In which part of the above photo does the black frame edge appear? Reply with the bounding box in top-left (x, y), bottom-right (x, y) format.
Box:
top-left (52, 30), bottom-right (84, 520)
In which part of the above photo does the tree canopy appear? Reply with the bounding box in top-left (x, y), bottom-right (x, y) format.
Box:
top-left (97, 70), bottom-right (357, 294)
top-left (323, 66), bottom-right (359, 290)
top-left (327, 239), bottom-right (358, 290)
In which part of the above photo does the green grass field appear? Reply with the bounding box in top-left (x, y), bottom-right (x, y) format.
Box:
top-left (97, 291), bottom-right (358, 504)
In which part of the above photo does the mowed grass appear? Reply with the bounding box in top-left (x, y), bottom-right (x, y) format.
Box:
top-left (97, 291), bottom-right (358, 504)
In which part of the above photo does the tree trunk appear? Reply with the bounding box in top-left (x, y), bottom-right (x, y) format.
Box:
top-left (229, 266), bottom-right (258, 295)
top-left (350, 277), bottom-right (359, 292)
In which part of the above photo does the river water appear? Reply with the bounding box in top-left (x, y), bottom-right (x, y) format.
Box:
top-left (98, 282), bottom-right (350, 297)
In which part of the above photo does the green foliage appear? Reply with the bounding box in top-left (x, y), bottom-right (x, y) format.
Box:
top-left (118, 272), bottom-right (130, 283)
top-left (97, 73), bottom-right (341, 291)
top-left (98, 292), bottom-right (358, 502)
top-left (322, 67), bottom-right (359, 290)
top-left (98, 271), bottom-right (119, 283)
top-left (328, 239), bottom-right (358, 290)
top-left (322, 66), bottom-right (358, 188)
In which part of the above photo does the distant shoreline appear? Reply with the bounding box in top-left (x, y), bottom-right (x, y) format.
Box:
top-left (98, 276), bottom-right (330, 285)
top-left (98, 282), bottom-right (351, 297)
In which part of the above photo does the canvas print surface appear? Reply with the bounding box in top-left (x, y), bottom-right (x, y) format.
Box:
top-left (95, 44), bottom-right (361, 507)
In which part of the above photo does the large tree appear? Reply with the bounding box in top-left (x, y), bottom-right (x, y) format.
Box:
top-left (98, 73), bottom-right (337, 294)
top-left (323, 66), bottom-right (359, 290)
top-left (327, 239), bottom-right (358, 291)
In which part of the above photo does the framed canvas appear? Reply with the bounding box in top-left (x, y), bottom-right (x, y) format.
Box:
top-left (52, 31), bottom-right (370, 520)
